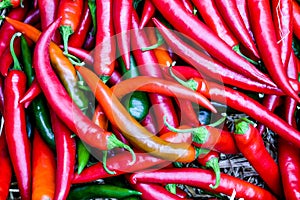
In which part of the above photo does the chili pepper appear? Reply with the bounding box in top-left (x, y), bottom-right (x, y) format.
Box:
top-left (19, 79), bottom-right (41, 106)
top-left (0, 0), bottom-right (23, 9)
top-left (32, 18), bottom-right (135, 160)
top-left (140, 109), bottom-right (158, 135)
top-left (150, 0), bottom-right (276, 86)
top-left (272, 0), bottom-right (293, 68)
top-left (181, 0), bottom-right (194, 14)
top-left (0, 129), bottom-right (12, 200)
top-left (69, 1), bottom-right (92, 48)
top-left (88, 0), bottom-right (96, 35)
top-left (248, 0), bottom-right (300, 102)
top-left (32, 129), bottom-right (56, 200)
top-left (235, 0), bottom-right (255, 41)
top-left (37, 0), bottom-right (60, 43)
top-left (152, 18), bottom-right (282, 95)
top-left (64, 46), bottom-right (93, 66)
top-left (4, 32), bottom-right (31, 200)
top-left (139, 0), bottom-right (156, 29)
top-left (23, 8), bottom-right (40, 25)
top-left (50, 111), bottom-right (75, 200)
top-left (0, 77), bottom-right (4, 114)
top-left (83, 28), bottom-right (95, 50)
top-left (234, 119), bottom-right (282, 197)
top-left (108, 70), bottom-right (123, 85)
top-left (111, 76), bottom-right (216, 113)
top-left (93, 0), bottom-right (116, 78)
top-left (67, 184), bottom-right (142, 200)
top-left (92, 104), bottom-right (109, 129)
top-left (216, 0), bottom-right (260, 58)
top-left (113, 0), bottom-right (132, 70)
top-left (197, 149), bottom-right (220, 189)
top-left (0, 0), bottom-right (28, 59)
top-left (76, 140), bottom-right (90, 175)
top-left (129, 168), bottom-right (277, 200)
top-left (292, 0), bottom-right (300, 40)
top-left (132, 10), bottom-right (179, 134)
top-left (57, 0), bottom-right (84, 54)
top-left (76, 65), bottom-right (196, 163)
top-left (20, 35), bottom-right (56, 150)
top-left (130, 182), bottom-right (183, 200)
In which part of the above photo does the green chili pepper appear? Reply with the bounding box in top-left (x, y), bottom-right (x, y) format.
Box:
top-left (20, 36), bottom-right (56, 150)
top-left (119, 55), bottom-right (149, 121)
top-left (76, 139), bottom-right (90, 174)
top-left (67, 184), bottom-right (142, 200)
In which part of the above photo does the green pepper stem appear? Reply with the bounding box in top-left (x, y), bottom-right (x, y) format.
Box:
top-left (59, 25), bottom-right (73, 54)
top-left (234, 118), bottom-right (256, 135)
top-left (88, 0), bottom-right (96, 36)
top-left (102, 150), bottom-right (116, 175)
top-left (10, 32), bottom-right (22, 71)
top-left (169, 65), bottom-right (199, 91)
top-left (0, 0), bottom-right (13, 9)
top-left (165, 184), bottom-right (177, 195)
top-left (206, 157), bottom-right (221, 189)
top-left (141, 29), bottom-right (164, 51)
top-left (63, 52), bottom-right (85, 66)
top-left (100, 75), bottom-right (110, 84)
top-left (232, 44), bottom-right (259, 65)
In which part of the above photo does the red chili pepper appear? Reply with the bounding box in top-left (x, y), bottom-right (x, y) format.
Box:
top-left (69, 0), bottom-right (92, 48)
top-left (57, 0), bottom-right (84, 54)
top-left (129, 168), bottom-right (277, 200)
top-left (92, 104), bottom-right (109, 130)
top-left (0, 0), bottom-right (22, 9)
top-left (93, 0), bottom-right (116, 77)
top-left (23, 8), bottom-right (40, 25)
top-left (272, 0), bottom-right (293, 68)
top-left (181, 0), bottom-right (194, 14)
top-left (292, 0), bottom-right (300, 40)
top-left (131, 10), bottom-right (179, 134)
top-left (248, 0), bottom-right (300, 102)
top-left (191, 0), bottom-right (238, 48)
top-left (32, 129), bottom-right (56, 200)
top-left (216, 0), bottom-right (260, 58)
top-left (0, 129), bottom-right (12, 200)
top-left (113, 0), bottom-right (132, 70)
top-left (139, 0), bottom-right (156, 28)
top-left (0, 77), bottom-right (4, 114)
top-left (32, 18), bottom-right (134, 154)
top-left (140, 110), bottom-right (158, 135)
top-left (150, 0), bottom-right (274, 86)
top-left (234, 119), bottom-right (282, 197)
top-left (19, 79), bottom-right (41, 107)
top-left (82, 28), bottom-right (95, 50)
top-left (50, 111), bottom-right (75, 200)
top-left (152, 18), bottom-right (282, 95)
top-left (4, 32), bottom-right (31, 200)
top-left (235, 0), bottom-right (254, 41)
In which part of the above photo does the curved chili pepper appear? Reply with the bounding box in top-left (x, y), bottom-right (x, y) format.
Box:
top-left (181, 0), bottom-right (194, 14)
top-left (20, 35), bottom-right (56, 150)
top-left (32, 129), bottom-right (56, 200)
top-left (129, 168), bottom-right (277, 200)
top-left (132, 10), bottom-right (179, 134)
top-left (19, 79), bottom-right (41, 107)
top-left (139, 0), bottom-right (156, 28)
top-left (150, 0), bottom-right (275, 86)
top-left (216, 0), bottom-right (260, 58)
top-left (69, 1), bottom-right (92, 48)
top-left (140, 109), bottom-right (158, 135)
top-left (32, 18), bottom-right (135, 158)
top-left (76, 140), bottom-right (90, 175)
top-left (57, 0), bottom-right (84, 54)
top-left (76, 65), bottom-right (196, 163)
top-left (191, 0), bottom-right (238, 48)
top-left (234, 119), bottom-right (282, 197)
top-left (113, 0), bottom-right (132, 70)
top-left (292, 0), bottom-right (300, 40)
top-left (92, 104), bottom-right (109, 130)
top-left (0, 0), bottom-right (22, 9)
top-left (152, 18), bottom-right (282, 95)
top-left (235, 0), bottom-right (254, 41)
top-left (50, 111), bottom-right (75, 200)
top-left (248, 0), bottom-right (300, 102)
top-left (4, 32), bottom-right (31, 200)
top-left (93, 0), bottom-right (116, 78)
top-left (0, 129), bottom-right (12, 200)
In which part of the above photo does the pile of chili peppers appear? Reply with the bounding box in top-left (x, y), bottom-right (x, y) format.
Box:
top-left (1, 0), bottom-right (300, 199)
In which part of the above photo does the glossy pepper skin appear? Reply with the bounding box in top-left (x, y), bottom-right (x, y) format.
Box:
top-left (129, 168), bottom-right (277, 200)
top-left (139, 0), bottom-right (156, 28)
top-left (292, 0), bottom-right (300, 40)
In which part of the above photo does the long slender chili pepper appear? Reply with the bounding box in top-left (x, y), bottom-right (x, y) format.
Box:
top-left (140, 109), bottom-right (158, 135)
top-left (19, 79), bottom-right (41, 106)
top-left (181, 0), bottom-right (194, 14)
top-left (216, 0), bottom-right (260, 58)
top-left (139, 0), bottom-right (156, 29)
top-left (50, 111), bottom-right (75, 200)
top-left (292, 0), bottom-right (300, 40)
top-left (0, 77), bottom-right (4, 114)
top-left (4, 32), bottom-right (31, 200)
top-left (20, 35), bottom-right (56, 150)
top-left (272, 0), bottom-right (293, 68)
top-left (151, 0), bottom-right (275, 86)
top-left (113, 0), bottom-right (132, 70)
top-left (152, 18), bottom-right (282, 95)
top-left (93, 0), bottom-right (116, 78)
top-left (76, 140), bottom-right (90, 175)
top-left (234, 119), bottom-right (282, 197)
top-left (32, 18), bottom-right (135, 159)
top-left (235, 0), bottom-right (254, 41)
top-left (0, 129), bottom-right (12, 200)
top-left (32, 129), bottom-right (56, 200)
top-left (23, 8), bottom-right (40, 25)
top-left (248, 0), bottom-right (300, 102)
top-left (191, 0), bottom-right (238, 48)
top-left (57, 0), bottom-right (84, 54)
top-left (76, 65), bottom-right (196, 163)
top-left (69, 0), bottom-right (92, 48)
top-left (0, 0), bottom-right (23, 9)
top-left (129, 168), bottom-right (277, 200)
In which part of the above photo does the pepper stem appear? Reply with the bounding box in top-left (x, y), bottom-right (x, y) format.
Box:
top-left (141, 30), bottom-right (164, 51)
top-left (206, 157), bottom-right (221, 189)
top-left (168, 65), bottom-right (199, 91)
top-left (165, 184), bottom-right (177, 195)
top-left (102, 150), bottom-right (116, 175)
top-left (63, 52), bottom-right (85, 66)
top-left (59, 25), bottom-right (73, 54)
top-left (232, 44), bottom-right (259, 65)
top-left (0, 0), bottom-right (13, 9)
top-left (234, 118), bottom-right (256, 135)
top-left (10, 32), bottom-right (22, 71)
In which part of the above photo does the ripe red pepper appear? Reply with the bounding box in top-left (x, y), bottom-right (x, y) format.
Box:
top-left (235, 0), bottom-right (254, 41)
top-left (129, 168), bottom-right (277, 200)
top-left (292, 0), bottom-right (300, 40)
top-left (19, 79), bottom-right (41, 107)
top-left (139, 0), bottom-right (156, 28)
top-left (234, 119), bottom-right (282, 197)
top-left (4, 32), bottom-right (31, 200)
top-left (248, 0), bottom-right (300, 102)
